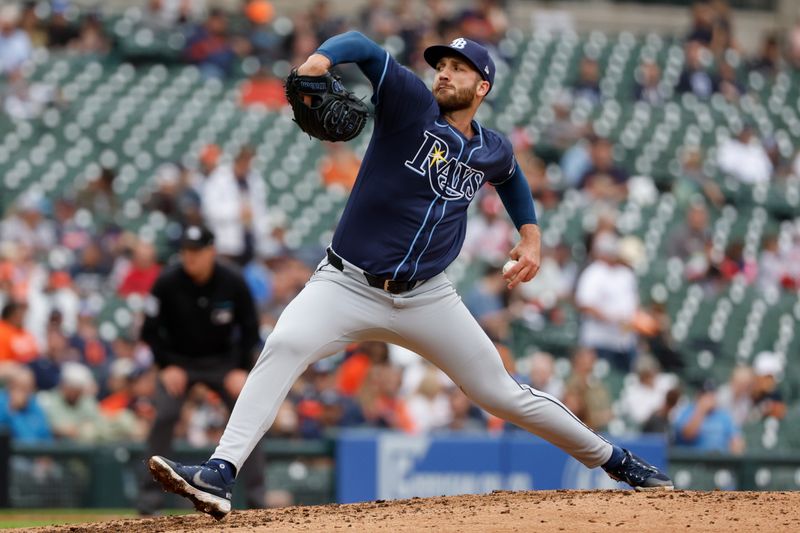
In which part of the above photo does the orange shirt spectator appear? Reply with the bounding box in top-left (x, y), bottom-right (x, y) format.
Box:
top-left (240, 70), bottom-right (288, 110)
top-left (337, 342), bottom-right (390, 396)
top-left (337, 351), bottom-right (371, 396)
top-left (320, 143), bottom-right (361, 190)
top-left (0, 302), bottom-right (38, 363)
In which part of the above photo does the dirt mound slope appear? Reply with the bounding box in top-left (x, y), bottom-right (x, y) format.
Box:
top-left (24, 490), bottom-right (800, 533)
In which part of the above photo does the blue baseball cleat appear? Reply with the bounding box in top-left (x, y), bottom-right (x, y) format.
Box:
top-left (603, 449), bottom-right (674, 490)
top-left (148, 456), bottom-right (233, 520)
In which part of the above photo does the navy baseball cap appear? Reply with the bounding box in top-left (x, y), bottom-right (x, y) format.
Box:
top-left (424, 37), bottom-right (496, 91)
top-left (180, 224), bottom-right (215, 250)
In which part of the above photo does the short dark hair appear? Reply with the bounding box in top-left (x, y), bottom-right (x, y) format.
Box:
top-left (1, 302), bottom-right (21, 321)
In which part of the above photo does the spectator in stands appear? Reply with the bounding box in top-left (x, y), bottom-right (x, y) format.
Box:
top-left (643, 386), bottom-right (682, 434)
top-left (575, 232), bottom-right (639, 371)
top-left (563, 346), bottom-right (612, 432)
top-left (717, 365), bottom-right (754, 427)
top-left (118, 240), bottom-right (161, 297)
top-left (789, 19), bottom-right (800, 70)
top-left (309, 0), bottom-right (346, 44)
top-left (0, 4), bottom-right (32, 76)
top-left (38, 361), bottom-right (105, 443)
top-left (146, 163), bottom-right (203, 230)
top-left (202, 145), bottom-right (270, 266)
top-left (686, 0), bottom-right (715, 47)
top-left (1, 192), bottom-right (57, 259)
top-left (239, 67), bottom-right (288, 110)
top-left (98, 360), bottom-right (155, 442)
top-left (674, 380), bottom-right (744, 454)
top-left (718, 240), bottom-right (757, 283)
top-left (619, 354), bottom-right (677, 428)
top-left (666, 201), bottom-right (712, 280)
top-left (0, 302), bottom-right (38, 364)
top-left (686, 0), bottom-right (736, 56)
top-left (538, 92), bottom-right (583, 163)
top-left (676, 40), bottom-right (717, 99)
top-left (68, 309), bottom-right (111, 380)
top-left (76, 166), bottom-right (119, 231)
top-left (461, 191), bottom-right (514, 265)
top-left (464, 265), bottom-right (512, 342)
top-left (717, 123), bottom-right (772, 185)
top-left (184, 8), bottom-right (237, 79)
top-left (183, 383), bottom-right (229, 447)
top-left (3, 66), bottom-right (58, 120)
top-left (527, 351), bottom-right (564, 400)
top-left (0, 366), bottom-right (52, 442)
top-left (193, 143), bottom-right (221, 186)
top-left (319, 142), bottom-right (362, 191)
top-left (337, 341), bottom-right (389, 397)
top-left (634, 60), bottom-right (668, 106)
top-left (749, 34), bottom-right (781, 78)
top-left (357, 363), bottom-right (414, 432)
top-left (750, 351), bottom-right (786, 422)
top-left (674, 146), bottom-right (725, 208)
top-left (458, 0), bottom-right (508, 45)
top-left (571, 56), bottom-right (602, 106)
top-left (70, 242), bottom-right (112, 296)
top-left (518, 242), bottom-right (577, 317)
top-left (406, 366), bottom-right (453, 434)
top-left (71, 13), bottom-right (109, 56)
top-left (560, 131), bottom-right (594, 188)
top-left (359, 0), bottom-right (398, 42)
top-left (19, 2), bottom-right (46, 48)
top-left (638, 301), bottom-right (684, 372)
top-left (757, 234), bottom-right (790, 292)
top-left (578, 136), bottom-right (629, 204)
top-left (242, 1), bottom-right (284, 63)
top-left (717, 60), bottom-right (744, 102)
top-left (46, 2), bottom-right (80, 48)
top-left (29, 326), bottom-right (72, 391)
top-left (446, 386), bottom-right (486, 432)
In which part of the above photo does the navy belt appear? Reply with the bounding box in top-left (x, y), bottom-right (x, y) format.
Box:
top-left (326, 248), bottom-right (422, 295)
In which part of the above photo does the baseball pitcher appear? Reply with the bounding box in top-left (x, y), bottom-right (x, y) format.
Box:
top-left (148, 32), bottom-right (672, 519)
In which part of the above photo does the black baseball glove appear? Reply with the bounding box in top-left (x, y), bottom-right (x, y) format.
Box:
top-left (285, 69), bottom-right (369, 142)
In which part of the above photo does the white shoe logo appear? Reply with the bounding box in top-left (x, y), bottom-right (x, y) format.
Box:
top-left (450, 38), bottom-right (467, 49)
top-left (193, 471), bottom-right (220, 492)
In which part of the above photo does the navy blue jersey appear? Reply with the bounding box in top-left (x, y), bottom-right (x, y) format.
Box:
top-left (330, 52), bottom-right (516, 281)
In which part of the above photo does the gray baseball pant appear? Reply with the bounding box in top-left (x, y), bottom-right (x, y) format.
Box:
top-left (213, 253), bottom-right (612, 470)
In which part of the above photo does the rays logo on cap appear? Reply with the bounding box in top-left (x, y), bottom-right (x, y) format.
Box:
top-left (450, 38), bottom-right (467, 49)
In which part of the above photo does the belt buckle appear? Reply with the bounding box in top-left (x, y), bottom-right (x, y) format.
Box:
top-left (383, 279), bottom-right (392, 292)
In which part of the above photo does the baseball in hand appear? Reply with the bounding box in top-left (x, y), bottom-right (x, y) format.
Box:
top-left (502, 260), bottom-right (518, 276)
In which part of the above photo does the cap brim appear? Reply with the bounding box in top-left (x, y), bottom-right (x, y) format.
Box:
top-left (423, 45), bottom-right (488, 82)
top-left (180, 241), bottom-right (211, 250)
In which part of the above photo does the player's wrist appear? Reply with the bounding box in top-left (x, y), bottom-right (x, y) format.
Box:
top-left (297, 54), bottom-right (332, 76)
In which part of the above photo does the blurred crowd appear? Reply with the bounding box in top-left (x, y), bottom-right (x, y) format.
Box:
top-left (1, 0), bottom-right (800, 458)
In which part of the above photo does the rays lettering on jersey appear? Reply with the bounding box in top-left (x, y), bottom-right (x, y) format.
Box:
top-left (404, 131), bottom-right (484, 201)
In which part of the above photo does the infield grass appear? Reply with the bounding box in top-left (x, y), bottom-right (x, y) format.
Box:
top-left (0, 508), bottom-right (191, 529)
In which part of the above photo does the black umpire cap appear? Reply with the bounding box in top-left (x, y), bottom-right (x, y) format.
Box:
top-left (180, 224), bottom-right (215, 250)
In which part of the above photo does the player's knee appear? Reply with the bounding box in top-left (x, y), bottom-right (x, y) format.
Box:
top-left (465, 389), bottom-right (518, 420)
top-left (261, 329), bottom-right (307, 360)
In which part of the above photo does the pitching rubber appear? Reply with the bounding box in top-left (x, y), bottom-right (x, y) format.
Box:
top-left (634, 484), bottom-right (674, 492)
top-left (148, 456), bottom-right (231, 520)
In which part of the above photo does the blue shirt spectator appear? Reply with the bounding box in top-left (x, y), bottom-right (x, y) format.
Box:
top-left (674, 387), bottom-right (743, 453)
top-left (0, 367), bottom-right (52, 442)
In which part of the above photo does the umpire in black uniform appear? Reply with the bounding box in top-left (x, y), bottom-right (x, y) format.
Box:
top-left (138, 225), bottom-right (265, 514)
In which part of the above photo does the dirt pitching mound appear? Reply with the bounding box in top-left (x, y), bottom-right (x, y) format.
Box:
top-left (26, 490), bottom-right (800, 532)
